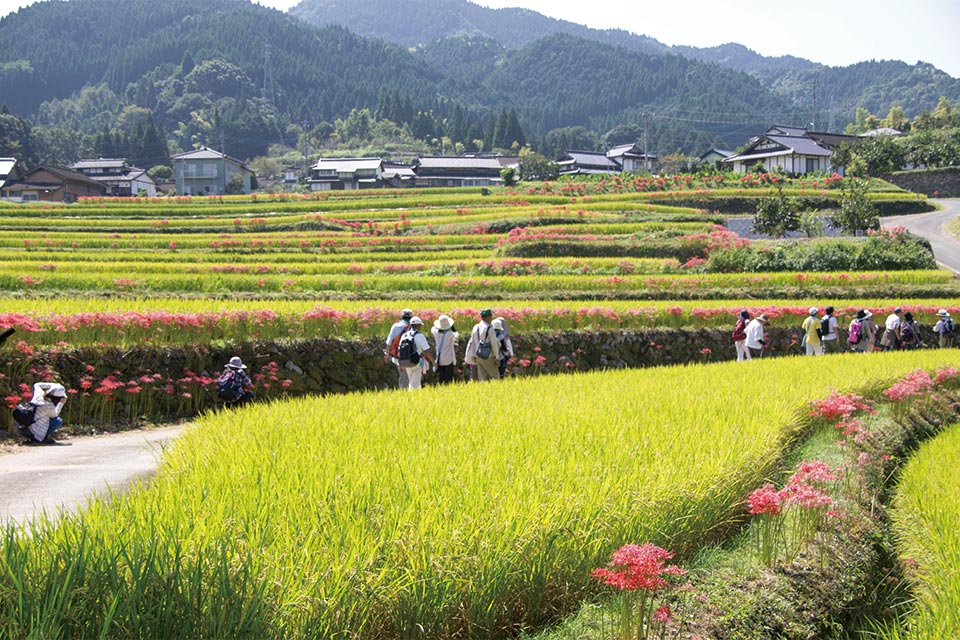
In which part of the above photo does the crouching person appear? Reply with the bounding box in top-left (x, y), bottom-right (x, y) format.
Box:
top-left (217, 356), bottom-right (254, 406)
top-left (21, 382), bottom-right (67, 444)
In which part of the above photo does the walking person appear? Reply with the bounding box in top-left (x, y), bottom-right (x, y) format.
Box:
top-left (492, 317), bottom-right (514, 377)
top-left (820, 306), bottom-right (840, 354)
top-left (396, 317), bottom-right (435, 390)
top-left (848, 310), bottom-right (875, 354)
top-left (431, 314), bottom-right (458, 384)
top-left (801, 307), bottom-right (823, 356)
top-left (745, 313), bottom-right (769, 359)
top-left (21, 382), bottom-right (67, 444)
top-left (465, 308), bottom-right (501, 381)
top-left (934, 309), bottom-right (955, 348)
top-left (900, 311), bottom-right (921, 350)
top-left (880, 307), bottom-right (903, 351)
top-left (385, 308), bottom-right (413, 389)
top-left (732, 310), bottom-right (751, 362)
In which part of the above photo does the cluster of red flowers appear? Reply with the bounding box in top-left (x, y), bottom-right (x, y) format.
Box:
top-left (883, 369), bottom-right (934, 402)
top-left (592, 543), bottom-right (686, 592)
top-left (808, 391), bottom-right (876, 422)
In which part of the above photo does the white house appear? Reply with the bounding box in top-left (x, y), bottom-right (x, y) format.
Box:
top-left (69, 158), bottom-right (157, 197)
top-left (606, 143), bottom-right (656, 172)
top-left (557, 150), bottom-right (621, 176)
top-left (171, 146), bottom-right (253, 195)
top-left (723, 125), bottom-right (859, 175)
top-left (308, 157), bottom-right (384, 191)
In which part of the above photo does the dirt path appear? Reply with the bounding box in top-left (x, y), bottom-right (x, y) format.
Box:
top-left (0, 425), bottom-right (184, 526)
top-left (883, 198), bottom-right (960, 272)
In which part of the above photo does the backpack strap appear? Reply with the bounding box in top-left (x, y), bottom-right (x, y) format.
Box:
top-left (437, 331), bottom-right (447, 358)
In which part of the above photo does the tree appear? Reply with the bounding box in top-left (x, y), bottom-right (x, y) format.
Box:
top-left (499, 166), bottom-right (517, 187)
top-left (831, 178), bottom-right (879, 236)
top-left (518, 147), bottom-right (558, 181)
top-left (753, 187), bottom-right (801, 238)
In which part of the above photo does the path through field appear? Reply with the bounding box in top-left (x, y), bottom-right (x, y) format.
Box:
top-left (884, 198), bottom-right (960, 272)
top-left (0, 425), bottom-right (184, 526)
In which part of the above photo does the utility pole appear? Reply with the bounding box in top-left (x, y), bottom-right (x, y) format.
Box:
top-left (263, 44), bottom-right (276, 111)
top-left (811, 78), bottom-right (817, 131)
top-left (642, 110), bottom-right (650, 172)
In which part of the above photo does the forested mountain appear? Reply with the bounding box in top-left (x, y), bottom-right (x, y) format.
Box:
top-left (293, 0), bottom-right (960, 123)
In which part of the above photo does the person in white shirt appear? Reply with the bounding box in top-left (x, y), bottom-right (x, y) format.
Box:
top-left (385, 308), bottom-right (413, 388)
top-left (881, 307), bottom-right (903, 351)
top-left (492, 317), bottom-right (514, 376)
top-left (821, 306), bottom-right (840, 354)
top-left (431, 314), bottom-right (458, 384)
top-left (398, 317), bottom-right (435, 390)
top-left (23, 382), bottom-right (67, 444)
top-left (933, 309), bottom-right (954, 349)
top-left (465, 308), bottom-right (501, 381)
top-left (745, 313), bottom-right (769, 359)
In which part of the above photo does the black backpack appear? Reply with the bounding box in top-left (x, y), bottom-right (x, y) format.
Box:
top-left (12, 402), bottom-right (36, 427)
top-left (820, 316), bottom-right (831, 337)
top-left (216, 369), bottom-right (244, 402)
top-left (397, 328), bottom-right (421, 367)
top-left (944, 318), bottom-right (955, 335)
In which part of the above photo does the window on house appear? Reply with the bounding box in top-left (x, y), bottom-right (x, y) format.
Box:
top-left (806, 158), bottom-right (819, 173)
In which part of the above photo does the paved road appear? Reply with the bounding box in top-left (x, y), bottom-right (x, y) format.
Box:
top-left (883, 198), bottom-right (960, 272)
top-left (0, 425), bottom-right (184, 526)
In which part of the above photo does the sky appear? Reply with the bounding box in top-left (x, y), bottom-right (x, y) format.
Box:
top-left (1, 0), bottom-right (958, 77)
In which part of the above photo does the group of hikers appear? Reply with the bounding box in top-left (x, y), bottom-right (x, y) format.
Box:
top-left (732, 306), bottom-right (955, 361)
top-left (384, 308), bottom-right (513, 390)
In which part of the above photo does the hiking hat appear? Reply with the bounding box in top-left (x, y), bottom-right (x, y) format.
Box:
top-left (492, 319), bottom-right (504, 331)
top-left (401, 308), bottom-right (413, 320)
top-left (434, 315), bottom-right (454, 331)
top-left (808, 307), bottom-right (818, 315)
top-left (480, 308), bottom-right (493, 318)
top-left (758, 314), bottom-right (770, 323)
top-left (855, 310), bottom-right (866, 320)
top-left (409, 316), bottom-right (423, 326)
top-left (937, 309), bottom-right (950, 317)
top-left (739, 309), bottom-right (750, 320)
top-left (862, 310), bottom-right (873, 320)
top-left (227, 356), bottom-right (247, 369)
top-left (894, 307), bottom-right (903, 314)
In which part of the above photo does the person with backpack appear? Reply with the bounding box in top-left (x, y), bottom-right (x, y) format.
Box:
top-left (820, 306), bottom-right (840, 354)
top-left (465, 308), bottom-right (501, 381)
top-left (431, 314), bottom-right (458, 384)
top-left (385, 308), bottom-right (414, 389)
top-left (18, 382), bottom-right (67, 444)
top-left (900, 312), bottom-right (921, 350)
top-left (217, 356), bottom-right (254, 406)
top-left (396, 316), bottom-right (435, 390)
top-left (732, 310), bottom-right (751, 362)
top-left (934, 309), bottom-right (954, 348)
top-left (848, 309), bottom-right (875, 354)
top-left (800, 307), bottom-right (823, 356)
top-left (492, 317), bottom-right (514, 377)
top-left (745, 313), bottom-right (769, 359)
top-left (880, 307), bottom-right (903, 351)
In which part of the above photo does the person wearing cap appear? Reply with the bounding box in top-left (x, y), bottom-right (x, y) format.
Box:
top-left (732, 310), bottom-right (751, 362)
top-left (22, 382), bottom-right (67, 444)
top-left (881, 307), bottom-right (903, 351)
top-left (465, 308), bottom-right (501, 381)
top-left (933, 309), bottom-right (955, 348)
top-left (848, 310), bottom-right (876, 354)
top-left (492, 317), bottom-right (514, 376)
top-left (820, 306), bottom-right (840, 354)
top-left (745, 313), bottom-right (769, 359)
top-left (800, 307), bottom-right (823, 356)
top-left (385, 308), bottom-right (414, 388)
top-left (218, 356), bottom-right (254, 406)
top-left (431, 314), bottom-right (459, 384)
top-left (398, 317), bottom-right (435, 390)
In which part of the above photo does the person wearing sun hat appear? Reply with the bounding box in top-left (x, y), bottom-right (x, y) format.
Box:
top-left (745, 313), bottom-right (769, 359)
top-left (934, 309), bottom-right (955, 348)
top-left (465, 308), bottom-right (501, 381)
top-left (801, 306), bottom-right (823, 356)
top-left (848, 309), bottom-right (876, 354)
top-left (22, 381), bottom-right (68, 444)
top-left (431, 314), bottom-right (459, 384)
top-left (217, 356), bottom-right (254, 406)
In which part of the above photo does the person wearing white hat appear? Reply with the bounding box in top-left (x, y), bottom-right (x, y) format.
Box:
top-left (745, 313), bottom-right (769, 359)
top-left (385, 308), bottom-right (415, 388)
top-left (800, 307), bottom-right (823, 356)
top-left (934, 309), bottom-right (955, 348)
top-left (217, 356), bottom-right (254, 406)
top-left (21, 382), bottom-right (67, 443)
top-left (848, 310), bottom-right (877, 353)
top-left (431, 315), bottom-right (459, 384)
top-left (397, 317), bottom-right (435, 390)
top-left (492, 318), bottom-right (514, 376)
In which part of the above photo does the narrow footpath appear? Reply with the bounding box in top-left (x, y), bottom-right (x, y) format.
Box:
top-left (0, 425), bottom-right (184, 526)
